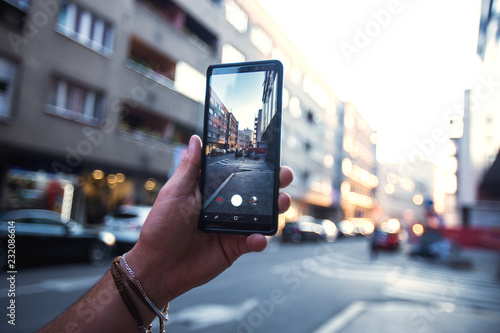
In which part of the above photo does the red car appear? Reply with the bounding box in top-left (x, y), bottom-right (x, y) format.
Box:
top-left (370, 229), bottom-right (399, 251)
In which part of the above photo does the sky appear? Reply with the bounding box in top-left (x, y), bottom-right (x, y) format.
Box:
top-left (211, 71), bottom-right (265, 129)
top-left (257, 0), bottom-right (482, 167)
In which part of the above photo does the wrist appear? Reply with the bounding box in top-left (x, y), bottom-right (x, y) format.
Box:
top-left (125, 245), bottom-right (175, 307)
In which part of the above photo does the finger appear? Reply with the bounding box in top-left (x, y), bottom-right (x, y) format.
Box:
top-left (278, 192), bottom-right (291, 214)
top-left (279, 166), bottom-right (293, 189)
top-left (245, 234), bottom-right (268, 253)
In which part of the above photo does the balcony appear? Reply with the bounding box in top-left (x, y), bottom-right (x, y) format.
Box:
top-left (119, 103), bottom-right (194, 146)
top-left (139, 0), bottom-right (217, 53)
top-left (127, 36), bottom-right (176, 89)
top-left (1, 0), bottom-right (30, 30)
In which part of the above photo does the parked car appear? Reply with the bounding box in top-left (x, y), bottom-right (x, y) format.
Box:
top-left (104, 205), bottom-right (152, 231)
top-left (282, 216), bottom-right (338, 243)
top-left (211, 148), bottom-right (225, 156)
top-left (0, 209), bottom-right (136, 268)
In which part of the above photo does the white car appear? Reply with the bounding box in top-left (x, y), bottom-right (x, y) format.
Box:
top-left (104, 205), bottom-right (152, 231)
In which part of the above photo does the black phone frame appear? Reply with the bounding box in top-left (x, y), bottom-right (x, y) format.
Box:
top-left (198, 60), bottom-right (283, 235)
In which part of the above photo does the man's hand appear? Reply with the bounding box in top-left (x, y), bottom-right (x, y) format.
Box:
top-left (126, 135), bottom-right (293, 306)
top-left (39, 135), bottom-right (293, 333)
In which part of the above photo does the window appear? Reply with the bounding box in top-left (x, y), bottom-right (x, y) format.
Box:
top-left (493, 0), bottom-right (500, 15)
top-left (303, 75), bottom-right (314, 94)
top-left (210, 0), bottom-right (223, 6)
top-left (0, 56), bottom-right (17, 120)
top-left (307, 110), bottom-right (314, 123)
top-left (47, 78), bottom-right (105, 125)
top-left (250, 25), bottom-right (272, 56)
top-left (289, 96), bottom-right (301, 118)
top-left (174, 61), bottom-right (206, 103)
top-left (224, 0), bottom-right (247, 33)
top-left (57, 2), bottom-right (114, 56)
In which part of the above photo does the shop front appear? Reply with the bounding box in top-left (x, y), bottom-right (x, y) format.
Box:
top-left (0, 156), bottom-right (164, 226)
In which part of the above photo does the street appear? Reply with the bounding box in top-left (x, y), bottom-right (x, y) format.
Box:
top-left (1, 237), bottom-right (499, 332)
top-left (203, 154), bottom-right (274, 221)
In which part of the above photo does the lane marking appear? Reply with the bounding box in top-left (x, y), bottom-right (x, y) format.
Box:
top-left (203, 173), bottom-right (235, 210)
top-left (312, 301), bottom-right (367, 333)
top-left (168, 298), bottom-right (258, 330)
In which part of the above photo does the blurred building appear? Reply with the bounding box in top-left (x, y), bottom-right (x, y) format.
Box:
top-left (450, 0), bottom-right (500, 228)
top-left (337, 102), bottom-right (378, 226)
top-left (375, 161), bottom-right (436, 229)
top-left (0, 0), bottom-right (377, 227)
top-left (237, 128), bottom-right (253, 148)
top-left (0, 0), bottom-right (223, 224)
top-left (226, 112), bottom-right (238, 150)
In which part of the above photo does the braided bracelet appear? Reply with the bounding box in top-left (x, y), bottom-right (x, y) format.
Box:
top-left (110, 257), bottom-right (152, 333)
top-left (122, 253), bottom-right (170, 323)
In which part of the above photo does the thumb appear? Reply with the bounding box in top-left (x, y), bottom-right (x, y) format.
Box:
top-left (169, 135), bottom-right (202, 192)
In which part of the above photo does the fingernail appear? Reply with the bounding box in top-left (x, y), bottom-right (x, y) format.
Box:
top-left (186, 136), bottom-right (193, 153)
top-left (187, 135), bottom-right (196, 154)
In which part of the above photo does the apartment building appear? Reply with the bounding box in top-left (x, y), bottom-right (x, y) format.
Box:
top-left (337, 102), bottom-right (378, 226)
top-left (451, 0), bottom-right (500, 227)
top-left (0, 0), bottom-right (376, 226)
top-left (375, 161), bottom-right (435, 227)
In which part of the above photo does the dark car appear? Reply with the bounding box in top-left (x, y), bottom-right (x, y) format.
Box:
top-left (409, 228), bottom-right (459, 260)
top-left (282, 216), bottom-right (337, 243)
top-left (0, 209), bottom-right (136, 268)
top-left (370, 229), bottom-right (399, 252)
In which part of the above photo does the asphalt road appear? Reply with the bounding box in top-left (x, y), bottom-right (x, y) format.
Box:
top-left (203, 154), bottom-right (275, 224)
top-left (203, 154), bottom-right (244, 200)
top-left (1, 237), bottom-right (499, 332)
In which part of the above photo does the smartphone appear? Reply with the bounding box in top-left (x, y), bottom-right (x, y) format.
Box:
top-left (198, 60), bottom-right (283, 235)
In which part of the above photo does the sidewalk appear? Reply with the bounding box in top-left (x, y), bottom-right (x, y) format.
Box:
top-left (457, 247), bottom-right (500, 279)
top-left (313, 248), bottom-right (500, 333)
top-left (238, 154), bottom-right (272, 172)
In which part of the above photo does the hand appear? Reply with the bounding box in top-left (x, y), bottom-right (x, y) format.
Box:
top-left (126, 135), bottom-right (293, 306)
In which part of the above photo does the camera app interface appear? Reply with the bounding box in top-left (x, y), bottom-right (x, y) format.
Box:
top-left (202, 64), bottom-right (280, 226)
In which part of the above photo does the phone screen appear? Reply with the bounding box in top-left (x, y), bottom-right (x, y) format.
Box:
top-left (198, 60), bottom-right (283, 235)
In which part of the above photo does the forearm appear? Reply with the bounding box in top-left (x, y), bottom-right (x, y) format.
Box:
top-left (38, 269), bottom-right (159, 333)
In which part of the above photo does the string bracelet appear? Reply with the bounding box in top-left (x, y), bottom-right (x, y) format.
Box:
top-left (121, 253), bottom-right (170, 327)
top-left (110, 257), bottom-right (152, 333)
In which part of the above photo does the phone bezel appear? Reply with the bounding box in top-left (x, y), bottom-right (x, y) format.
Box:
top-left (198, 60), bottom-right (283, 235)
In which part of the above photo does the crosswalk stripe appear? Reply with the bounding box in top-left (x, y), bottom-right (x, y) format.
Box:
top-left (271, 250), bottom-right (500, 311)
